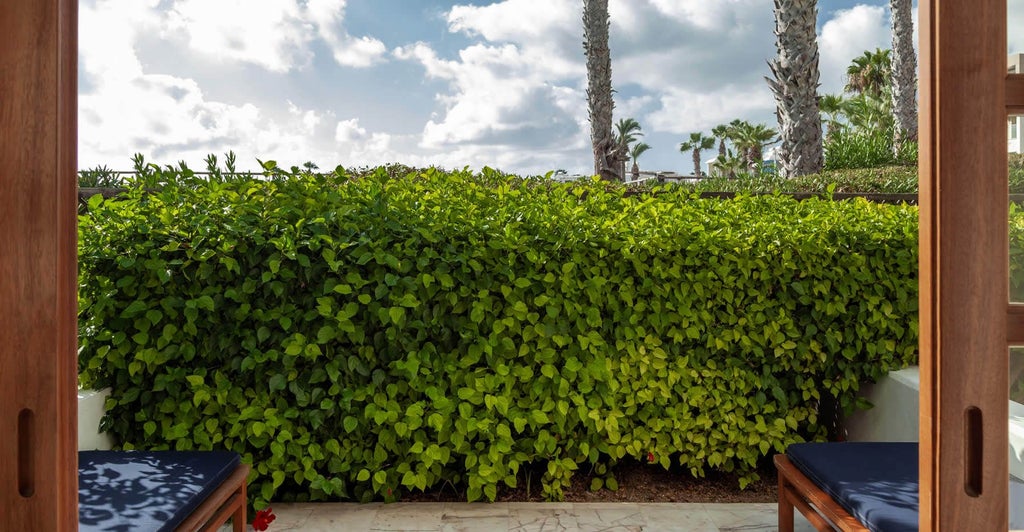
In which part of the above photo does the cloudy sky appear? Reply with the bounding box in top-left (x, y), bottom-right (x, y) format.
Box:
top-left (78, 0), bottom-right (1024, 176)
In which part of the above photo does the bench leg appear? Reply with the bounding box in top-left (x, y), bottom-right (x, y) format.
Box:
top-left (779, 468), bottom-right (795, 532)
top-left (234, 476), bottom-right (247, 532)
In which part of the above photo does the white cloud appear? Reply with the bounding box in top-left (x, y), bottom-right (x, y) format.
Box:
top-left (394, 6), bottom-right (588, 174)
top-left (643, 0), bottom-right (747, 31)
top-left (646, 85), bottom-right (775, 134)
top-left (395, 41), bottom-right (581, 148)
top-left (334, 118), bottom-right (392, 155)
top-left (164, 0), bottom-right (313, 73)
top-left (288, 100), bottom-right (322, 133)
top-left (1011, 0), bottom-right (1024, 54)
top-left (163, 0), bottom-right (385, 72)
top-left (79, 68), bottom-right (342, 169)
top-left (616, 95), bottom-right (656, 122)
top-left (445, 0), bottom-right (583, 78)
top-left (447, 0), bottom-right (577, 43)
top-left (79, 0), bottom-right (155, 82)
top-left (306, 0), bottom-right (387, 68)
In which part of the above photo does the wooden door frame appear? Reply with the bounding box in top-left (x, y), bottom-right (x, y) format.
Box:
top-left (918, 0), bottom-right (1010, 529)
top-left (0, 0), bottom-right (79, 530)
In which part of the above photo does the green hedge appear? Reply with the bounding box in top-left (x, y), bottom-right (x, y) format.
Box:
top-left (675, 166), bottom-right (918, 194)
top-left (78, 168), bottom-right (919, 506)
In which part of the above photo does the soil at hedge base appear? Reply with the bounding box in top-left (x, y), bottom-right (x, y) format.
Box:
top-left (403, 458), bottom-right (777, 504)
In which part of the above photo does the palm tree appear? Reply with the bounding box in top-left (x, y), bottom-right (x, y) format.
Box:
top-left (716, 148), bottom-right (746, 179)
top-left (679, 132), bottom-right (715, 177)
top-left (583, 0), bottom-right (618, 181)
top-left (614, 118), bottom-right (643, 180)
top-left (732, 122), bottom-right (778, 175)
top-left (841, 92), bottom-right (893, 131)
top-left (845, 48), bottom-right (891, 99)
top-left (711, 123), bottom-right (731, 160)
top-left (629, 142), bottom-right (651, 180)
top-left (889, 0), bottom-right (917, 151)
top-left (727, 118), bottom-right (746, 139)
top-left (767, 0), bottom-right (823, 178)
top-left (614, 118), bottom-right (643, 145)
top-left (819, 93), bottom-right (846, 142)
top-left (721, 119), bottom-right (751, 171)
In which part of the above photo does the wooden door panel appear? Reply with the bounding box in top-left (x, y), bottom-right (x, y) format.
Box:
top-left (0, 0), bottom-right (78, 530)
top-left (919, 0), bottom-right (1009, 529)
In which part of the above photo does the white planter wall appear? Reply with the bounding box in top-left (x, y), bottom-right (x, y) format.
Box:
top-left (77, 388), bottom-right (114, 451)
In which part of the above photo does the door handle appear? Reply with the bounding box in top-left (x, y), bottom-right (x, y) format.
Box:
top-left (18, 408), bottom-right (34, 498)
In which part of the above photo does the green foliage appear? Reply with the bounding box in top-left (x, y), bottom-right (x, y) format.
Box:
top-left (79, 165), bottom-right (122, 188)
top-left (824, 127), bottom-right (917, 171)
top-left (675, 166), bottom-right (918, 194)
top-left (77, 152), bottom-right (423, 189)
top-left (79, 168), bottom-right (920, 506)
top-left (1009, 154), bottom-right (1024, 193)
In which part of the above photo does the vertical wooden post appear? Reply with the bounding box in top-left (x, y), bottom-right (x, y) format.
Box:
top-left (0, 0), bottom-right (78, 530)
top-left (919, 0), bottom-right (1009, 529)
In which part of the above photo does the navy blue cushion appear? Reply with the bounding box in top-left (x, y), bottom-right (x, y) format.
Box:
top-left (78, 450), bottom-right (241, 532)
top-left (786, 442), bottom-right (918, 532)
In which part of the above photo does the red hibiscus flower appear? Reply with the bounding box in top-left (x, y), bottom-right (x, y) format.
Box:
top-left (253, 507), bottom-right (276, 531)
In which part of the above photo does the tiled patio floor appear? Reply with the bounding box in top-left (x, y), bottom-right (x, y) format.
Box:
top-left (259, 502), bottom-right (817, 531)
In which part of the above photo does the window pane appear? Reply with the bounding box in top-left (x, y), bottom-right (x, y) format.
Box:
top-left (1009, 6), bottom-right (1024, 515)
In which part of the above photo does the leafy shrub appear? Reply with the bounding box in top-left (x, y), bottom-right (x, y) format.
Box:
top-left (78, 168), bottom-right (919, 506)
top-left (1009, 154), bottom-right (1024, 194)
top-left (824, 127), bottom-right (917, 170)
top-left (79, 165), bottom-right (122, 188)
top-left (676, 166), bottom-right (918, 195)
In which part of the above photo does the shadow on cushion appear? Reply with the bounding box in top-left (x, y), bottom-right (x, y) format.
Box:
top-left (786, 442), bottom-right (918, 532)
top-left (78, 450), bottom-right (240, 532)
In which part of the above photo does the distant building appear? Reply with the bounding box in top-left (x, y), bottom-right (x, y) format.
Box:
top-left (705, 157), bottom-right (721, 177)
top-left (1010, 53), bottom-right (1023, 153)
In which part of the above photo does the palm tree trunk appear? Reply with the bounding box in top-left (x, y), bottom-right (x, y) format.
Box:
top-left (767, 0), bottom-right (824, 178)
top-left (747, 146), bottom-right (760, 175)
top-left (583, 0), bottom-right (618, 181)
top-left (692, 150), bottom-right (701, 176)
top-left (890, 0), bottom-right (917, 153)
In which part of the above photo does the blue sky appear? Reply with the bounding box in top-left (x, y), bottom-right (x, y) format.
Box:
top-left (77, 0), bottom-right (1019, 176)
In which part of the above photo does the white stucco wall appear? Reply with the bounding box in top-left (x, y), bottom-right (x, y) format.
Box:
top-left (78, 388), bottom-right (114, 450)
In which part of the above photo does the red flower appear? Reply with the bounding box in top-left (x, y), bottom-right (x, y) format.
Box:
top-left (253, 507), bottom-right (276, 531)
top-left (647, 452), bottom-right (655, 463)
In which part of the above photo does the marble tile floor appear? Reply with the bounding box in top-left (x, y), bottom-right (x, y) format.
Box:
top-left (252, 502), bottom-right (818, 531)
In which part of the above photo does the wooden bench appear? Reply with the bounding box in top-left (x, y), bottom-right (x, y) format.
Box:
top-left (775, 442), bottom-right (918, 532)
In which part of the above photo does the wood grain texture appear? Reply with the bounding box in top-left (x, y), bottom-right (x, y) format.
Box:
top-left (773, 455), bottom-right (867, 531)
top-left (57, 0), bottom-right (79, 529)
top-left (1009, 305), bottom-right (1024, 345)
top-left (173, 463), bottom-right (250, 532)
top-left (1008, 74), bottom-right (1024, 113)
top-left (919, 0), bottom-right (1009, 530)
top-left (917, 0), bottom-right (937, 527)
top-left (0, 0), bottom-right (78, 530)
